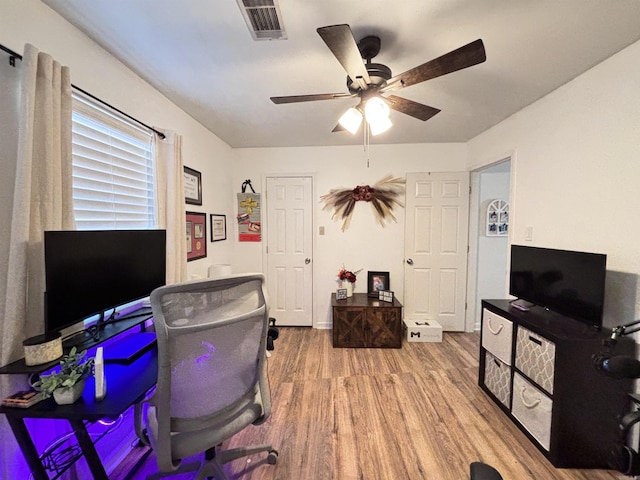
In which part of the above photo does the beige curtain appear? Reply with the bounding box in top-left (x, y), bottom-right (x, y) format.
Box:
top-left (154, 130), bottom-right (187, 284)
top-left (0, 44), bottom-right (74, 478)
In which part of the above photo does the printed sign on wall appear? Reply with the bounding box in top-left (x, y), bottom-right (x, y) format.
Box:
top-left (237, 192), bottom-right (261, 242)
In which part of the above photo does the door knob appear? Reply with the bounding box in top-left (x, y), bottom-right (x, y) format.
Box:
top-left (305, 258), bottom-right (311, 264)
top-left (406, 258), bottom-right (414, 265)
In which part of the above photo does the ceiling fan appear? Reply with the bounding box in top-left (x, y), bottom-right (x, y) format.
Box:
top-left (270, 24), bottom-right (486, 135)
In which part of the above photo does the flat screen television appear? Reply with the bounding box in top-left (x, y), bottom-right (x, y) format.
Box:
top-left (509, 245), bottom-right (607, 328)
top-left (44, 229), bottom-right (166, 335)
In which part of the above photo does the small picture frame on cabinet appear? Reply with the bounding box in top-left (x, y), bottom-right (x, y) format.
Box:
top-left (378, 290), bottom-right (394, 303)
top-left (368, 271), bottom-right (390, 297)
top-left (336, 288), bottom-right (348, 300)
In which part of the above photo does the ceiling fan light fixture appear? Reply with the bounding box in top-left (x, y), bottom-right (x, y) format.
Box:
top-left (368, 115), bottom-right (392, 136)
top-left (271, 25), bottom-right (488, 139)
top-left (364, 96), bottom-right (390, 123)
top-left (338, 107), bottom-right (363, 134)
top-left (365, 97), bottom-right (392, 135)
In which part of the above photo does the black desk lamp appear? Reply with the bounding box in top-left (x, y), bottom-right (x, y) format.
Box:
top-left (593, 319), bottom-right (640, 378)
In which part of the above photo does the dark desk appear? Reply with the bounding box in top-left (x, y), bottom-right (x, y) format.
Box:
top-left (0, 309), bottom-right (154, 376)
top-left (0, 348), bottom-right (157, 480)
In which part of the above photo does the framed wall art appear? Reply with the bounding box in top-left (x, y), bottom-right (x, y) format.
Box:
top-left (368, 271), bottom-right (390, 297)
top-left (184, 166), bottom-right (202, 206)
top-left (186, 211), bottom-right (207, 261)
top-left (210, 214), bottom-right (227, 242)
top-left (486, 199), bottom-right (509, 237)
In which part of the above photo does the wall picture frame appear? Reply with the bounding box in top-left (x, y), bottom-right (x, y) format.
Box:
top-left (186, 211), bottom-right (206, 261)
top-left (368, 271), bottom-right (390, 297)
top-left (210, 214), bottom-right (227, 242)
top-left (184, 166), bottom-right (202, 206)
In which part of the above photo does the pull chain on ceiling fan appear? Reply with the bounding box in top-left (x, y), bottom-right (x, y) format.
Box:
top-left (270, 24), bottom-right (487, 136)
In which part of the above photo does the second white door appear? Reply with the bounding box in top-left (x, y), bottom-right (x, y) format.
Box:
top-left (265, 176), bottom-right (313, 326)
top-left (404, 172), bottom-right (470, 331)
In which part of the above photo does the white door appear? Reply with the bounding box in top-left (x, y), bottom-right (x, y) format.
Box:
top-left (266, 176), bottom-right (313, 326)
top-left (404, 172), bottom-right (469, 331)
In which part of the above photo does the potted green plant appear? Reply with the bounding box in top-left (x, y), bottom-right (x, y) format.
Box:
top-left (34, 347), bottom-right (94, 405)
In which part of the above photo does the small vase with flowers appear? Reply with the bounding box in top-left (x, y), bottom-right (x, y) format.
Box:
top-left (337, 267), bottom-right (361, 297)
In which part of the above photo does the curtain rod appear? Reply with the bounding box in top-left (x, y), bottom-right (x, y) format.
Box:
top-left (1, 43), bottom-right (165, 139)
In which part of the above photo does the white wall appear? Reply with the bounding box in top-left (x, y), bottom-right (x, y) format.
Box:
top-left (468, 39), bottom-right (640, 328)
top-left (0, 0), bottom-right (236, 283)
top-left (232, 143), bottom-right (467, 328)
top-left (476, 171), bottom-right (510, 308)
top-left (8, 2), bottom-right (637, 332)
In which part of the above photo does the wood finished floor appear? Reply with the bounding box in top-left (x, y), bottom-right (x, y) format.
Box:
top-left (113, 328), bottom-right (629, 480)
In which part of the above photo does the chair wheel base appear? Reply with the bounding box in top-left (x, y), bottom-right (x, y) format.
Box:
top-left (470, 462), bottom-right (503, 480)
top-left (267, 450), bottom-right (278, 465)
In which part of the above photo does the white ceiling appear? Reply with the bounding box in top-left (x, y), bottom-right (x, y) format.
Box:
top-left (42, 0), bottom-right (640, 149)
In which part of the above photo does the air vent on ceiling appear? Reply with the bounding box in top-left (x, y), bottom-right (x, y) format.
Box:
top-left (236, 0), bottom-right (287, 41)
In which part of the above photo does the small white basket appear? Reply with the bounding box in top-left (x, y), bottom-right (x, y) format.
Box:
top-left (23, 333), bottom-right (62, 366)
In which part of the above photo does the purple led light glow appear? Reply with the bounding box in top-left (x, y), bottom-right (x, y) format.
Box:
top-left (194, 342), bottom-right (216, 364)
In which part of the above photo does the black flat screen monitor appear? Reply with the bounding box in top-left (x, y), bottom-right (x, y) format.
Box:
top-left (44, 229), bottom-right (166, 334)
top-left (509, 245), bottom-right (607, 328)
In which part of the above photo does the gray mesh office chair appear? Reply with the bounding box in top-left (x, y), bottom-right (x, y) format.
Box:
top-left (142, 273), bottom-right (278, 480)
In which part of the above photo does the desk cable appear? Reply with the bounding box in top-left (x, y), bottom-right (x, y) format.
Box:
top-left (28, 415), bottom-right (125, 479)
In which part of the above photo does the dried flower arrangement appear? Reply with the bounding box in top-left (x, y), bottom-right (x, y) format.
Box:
top-left (338, 268), bottom-right (359, 284)
top-left (320, 175), bottom-right (405, 231)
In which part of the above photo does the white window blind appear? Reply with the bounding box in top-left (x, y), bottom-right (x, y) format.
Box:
top-left (71, 93), bottom-right (156, 230)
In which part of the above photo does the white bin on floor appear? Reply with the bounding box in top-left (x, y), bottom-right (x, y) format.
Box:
top-left (404, 319), bottom-right (443, 342)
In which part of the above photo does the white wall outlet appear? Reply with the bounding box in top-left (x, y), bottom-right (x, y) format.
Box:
top-left (524, 226), bottom-right (533, 242)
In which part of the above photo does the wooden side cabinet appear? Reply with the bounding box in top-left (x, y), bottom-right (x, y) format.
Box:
top-left (332, 293), bottom-right (402, 348)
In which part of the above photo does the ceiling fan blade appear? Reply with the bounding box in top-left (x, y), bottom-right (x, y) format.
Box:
top-left (317, 24), bottom-right (371, 89)
top-left (382, 39), bottom-right (486, 92)
top-left (386, 95), bottom-right (441, 121)
top-left (271, 93), bottom-right (356, 104)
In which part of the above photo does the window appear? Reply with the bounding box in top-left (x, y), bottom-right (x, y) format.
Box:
top-left (71, 93), bottom-right (156, 230)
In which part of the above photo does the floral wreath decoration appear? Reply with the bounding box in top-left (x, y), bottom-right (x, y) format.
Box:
top-left (320, 175), bottom-right (405, 231)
